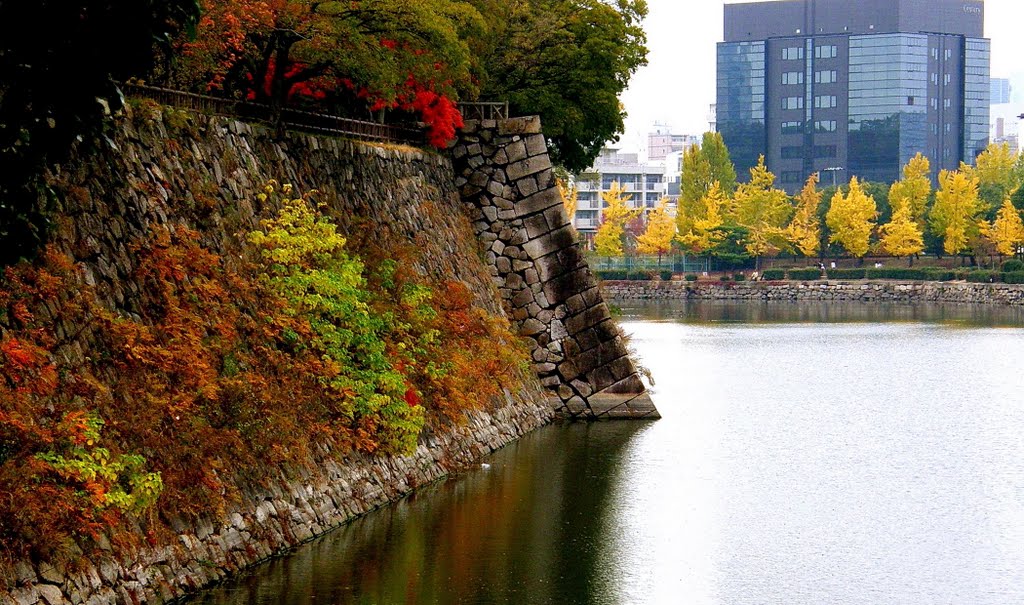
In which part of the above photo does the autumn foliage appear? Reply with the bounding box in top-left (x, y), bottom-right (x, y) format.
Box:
top-left (0, 184), bottom-right (528, 560)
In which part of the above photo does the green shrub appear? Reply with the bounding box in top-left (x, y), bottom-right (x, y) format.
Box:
top-left (965, 270), bottom-right (1001, 283)
top-left (684, 274), bottom-right (698, 282)
top-left (922, 268), bottom-right (957, 281)
top-left (732, 273), bottom-right (746, 281)
top-left (1002, 260), bottom-right (1024, 272)
top-left (865, 268), bottom-right (929, 280)
top-left (594, 269), bottom-right (628, 281)
top-left (660, 270), bottom-right (674, 281)
top-left (787, 268), bottom-right (822, 280)
top-left (719, 275), bottom-right (731, 281)
top-left (761, 269), bottom-right (785, 280)
top-left (1001, 271), bottom-right (1024, 284)
top-left (826, 268), bottom-right (866, 279)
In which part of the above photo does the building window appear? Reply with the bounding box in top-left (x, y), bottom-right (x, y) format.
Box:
top-left (815, 120), bottom-right (838, 132)
top-left (782, 47), bottom-right (804, 60)
top-left (815, 45), bottom-right (837, 59)
top-left (782, 96), bottom-right (804, 110)
top-left (815, 70), bottom-right (837, 84)
top-left (944, 74), bottom-right (952, 85)
top-left (781, 146), bottom-right (803, 159)
top-left (782, 72), bottom-right (804, 85)
top-left (945, 123), bottom-right (952, 133)
top-left (814, 95), bottom-right (838, 109)
top-left (782, 121), bottom-right (803, 135)
top-left (931, 73), bottom-right (938, 84)
top-left (814, 145), bottom-right (837, 158)
top-left (945, 49), bottom-right (952, 60)
top-left (931, 98), bottom-right (938, 109)
top-left (944, 98), bottom-right (952, 108)
top-left (781, 171), bottom-right (804, 184)
top-left (908, 96), bottom-right (915, 106)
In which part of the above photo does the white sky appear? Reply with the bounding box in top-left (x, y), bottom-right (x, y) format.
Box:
top-left (619, 0), bottom-right (1024, 157)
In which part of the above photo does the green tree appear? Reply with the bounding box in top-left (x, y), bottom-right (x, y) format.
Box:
top-left (785, 173), bottom-right (822, 258)
top-left (729, 156), bottom-right (792, 262)
top-left (879, 205), bottom-right (924, 264)
top-left (636, 198), bottom-right (676, 266)
top-left (701, 132), bottom-right (737, 195)
top-left (826, 176), bottom-right (877, 259)
top-left (469, 0), bottom-right (648, 172)
top-left (0, 0), bottom-right (200, 264)
top-left (930, 169), bottom-right (982, 256)
top-left (594, 182), bottom-right (641, 257)
top-left (677, 145), bottom-right (714, 235)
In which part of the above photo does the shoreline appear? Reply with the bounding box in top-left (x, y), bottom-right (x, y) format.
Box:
top-left (599, 279), bottom-right (1024, 307)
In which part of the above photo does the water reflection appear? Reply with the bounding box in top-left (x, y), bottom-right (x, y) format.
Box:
top-left (616, 300), bottom-right (1024, 327)
top-left (192, 303), bottom-right (1024, 605)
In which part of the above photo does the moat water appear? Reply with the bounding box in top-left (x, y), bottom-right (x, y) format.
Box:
top-left (192, 302), bottom-right (1024, 605)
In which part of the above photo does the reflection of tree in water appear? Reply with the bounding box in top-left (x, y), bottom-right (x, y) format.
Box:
top-left (191, 423), bottom-right (647, 605)
top-left (617, 300), bottom-right (1024, 327)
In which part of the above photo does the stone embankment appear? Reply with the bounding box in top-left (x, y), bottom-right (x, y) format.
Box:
top-left (601, 279), bottom-right (1024, 305)
top-left (1, 104), bottom-right (554, 605)
top-left (2, 404), bottom-right (551, 605)
top-left (451, 117), bottom-right (658, 420)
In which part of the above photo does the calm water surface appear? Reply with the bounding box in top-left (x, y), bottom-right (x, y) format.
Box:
top-left (193, 302), bottom-right (1024, 605)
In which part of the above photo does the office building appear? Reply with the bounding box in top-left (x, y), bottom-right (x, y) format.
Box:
top-left (991, 78), bottom-right (1011, 105)
top-left (717, 0), bottom-right (990, 192)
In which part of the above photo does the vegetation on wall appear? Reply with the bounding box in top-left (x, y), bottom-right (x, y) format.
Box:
top-left (0, 183), bottom-right (529, 561)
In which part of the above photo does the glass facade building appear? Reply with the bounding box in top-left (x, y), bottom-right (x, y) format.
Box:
top-left (717, 0), bottom-right (989, 192)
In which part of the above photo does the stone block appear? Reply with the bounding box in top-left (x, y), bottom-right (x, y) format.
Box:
top-left (515, 188), bottom-right (562, 218)
top-left (517, 176), bottom-right (539, 197)
top-left (586, 366), bottom-right (617, 393)
top-left (525, 134), bottom-right (547, 157)
top-left (523, 214), bottom-right (550, 240)
top-left (505, 140), bottom-right (528, 164)
top-left (506, 155), bottom-right (553, 182)
top-left (498, 116), bottom-right (543, 135)
top-left (534, 252), bottom-right (569, 283)
top-left (512, 288), bottom-right (536, 308)
top-left (542, 266), bottom-right (593, 310)
top-left (523, 225), bottom-right (575, 259)
top-left (543, 205), bottom-right (570, 231)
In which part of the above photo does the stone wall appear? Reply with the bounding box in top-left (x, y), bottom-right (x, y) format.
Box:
top-left (450, 117), bottom-right (658, 420)
top-left (601, 279), bottom-right (1024, 305)
top-left (1, 104), bottom-right (553, 605)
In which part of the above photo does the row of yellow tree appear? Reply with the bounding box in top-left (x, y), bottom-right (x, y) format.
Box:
top-left (578, 141), bottom-right (1024, 264)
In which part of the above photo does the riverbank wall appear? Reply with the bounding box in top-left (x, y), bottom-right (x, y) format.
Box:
top-left (1, 105), bottom-right (555, 604)
top-left (601, 279), bottom-right (1024, 305)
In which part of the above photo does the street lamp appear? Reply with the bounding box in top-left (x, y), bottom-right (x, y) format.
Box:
top-left (821, 166), bottom-right (843, 187)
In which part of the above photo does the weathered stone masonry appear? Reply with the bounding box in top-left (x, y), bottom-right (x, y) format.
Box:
top-left (450, 117), bottom-right (659, 420)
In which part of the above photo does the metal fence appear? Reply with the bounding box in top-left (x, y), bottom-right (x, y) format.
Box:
top-left (587, 255), bottom-right (716, 274)
top-left (121, 83), bottom-right (426, 146)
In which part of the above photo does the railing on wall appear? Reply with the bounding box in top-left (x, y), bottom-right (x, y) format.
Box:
top-left (457, 102), bottom-right (511, 121)
top-left (121, 83), bottom-right (426, 146)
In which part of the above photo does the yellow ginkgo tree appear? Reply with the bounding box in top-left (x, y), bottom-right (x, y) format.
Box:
top-left (637, 197), bottom-right (677, 266)
top-left (888, 153), bottom-right (932, 229)
top-left (826, 176), bottom-right (877, 259)
top-left (729, 156), bottom-right (792, 263)
top-left (557, 178), bottom-right (578, 224)
top-left (785, 172), bottom-right (822, 258)
top-left (930, 169), bottom-right (982, 256)
top-left (594, 182), bottom-right (641, 257)
top-left (677, 181), bottom-right (727, 254)
top-left (981, 198), bottom-right (1024, 258)
top-left (879, 205), bottom-right (924, 264)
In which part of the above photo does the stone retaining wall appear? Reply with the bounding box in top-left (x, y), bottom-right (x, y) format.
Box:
top-left (1, 105), bottom-right (553, 605)
top-left (601, 279), bottom-right (1024, 305)
top-left (450, 117), bottom-right (658, 419)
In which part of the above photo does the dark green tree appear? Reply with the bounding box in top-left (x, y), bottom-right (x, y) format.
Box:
top-left (0, 0), bottom-right (199, 264)
top-left (469, 0), bottom-right (648, 172)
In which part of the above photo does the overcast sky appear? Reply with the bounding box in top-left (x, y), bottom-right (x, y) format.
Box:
top-left (618, 0), bottom-right (1024, 157)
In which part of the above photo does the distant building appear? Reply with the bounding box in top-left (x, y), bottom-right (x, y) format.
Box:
top-left (717, 0), bottom-right (990, 193)
top-left (708, 104), bottom-right (718, 133)
top-left (647, 124), bottom-right (700, 162)
top-left (991, 78), bottom-right (1011, 105)
top-left (572, 149), bottom-right (667, 238)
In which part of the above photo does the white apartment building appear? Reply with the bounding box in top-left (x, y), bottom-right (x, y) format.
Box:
top-left (572, 148), bottom-right (667, 237)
